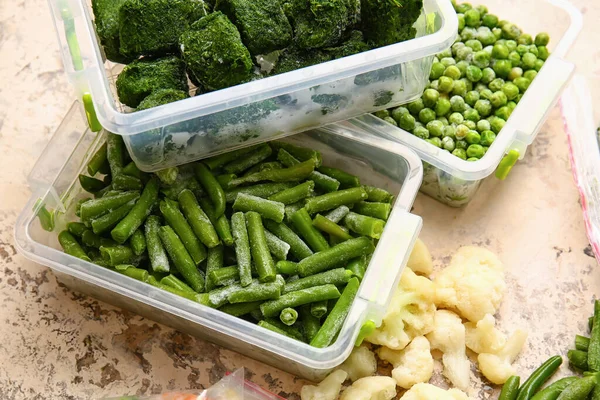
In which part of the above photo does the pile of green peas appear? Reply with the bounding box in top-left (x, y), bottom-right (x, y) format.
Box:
top-left (374, 1), bottom-right (550, 161)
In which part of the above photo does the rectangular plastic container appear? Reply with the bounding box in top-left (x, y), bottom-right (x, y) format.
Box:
top-left (15, 102), bottom-right (423, 381)
top-left (48, 0), bottom-right (457, 172)
top-left (333, 0), bottom-right (582, 207)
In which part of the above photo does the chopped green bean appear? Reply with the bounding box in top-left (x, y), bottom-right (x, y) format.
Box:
top-left (82, 230), bottom-right (118, 248)
top-left (216, 173), bottom-right (236, 188)
top-left (347, 255), bottom-right (368, 280)
top-left (310, 301), bottom-right (328, 319)
top-left (267, 181), bottom-right (314, 205)
top-left (324, 206), bottom-right (350, 224)
top-left (225, 182), bottom-right (295, 203)
top-left (195, 163), bottom-right (226, 218)
top-left (363, 185), bottom-right (394, 203)
top-left (588, 300), bottom-right (600, 371)
top-left (233, 193), bottom-right (285, 222)
top-left (224, 144), bottom-right (272, 174)
top-left (115, 265), bottom-right (149, 282)
top-left (264, 230), bottom-right (290, 260)
top-left (577, 335), bottom-right (591, 352)
top-left (79, 175), bottom-right (108, 193)
top-left (231, 212), bottom-right (253, 287)
top-left (283, 268), bottom-right (353, 294)
top-left (205, 245), bottom-right (224, 292)
top-left (353, 201), bottom-right (392, 220)
top-left (123, 161), bottom-right (145, 180)
top-left (258, 320), bottom-right (303, 341)
top-left (204, 145), bottom-right (261, 170)
top-left (160, 199), bottom-right (207, 264)
top-left (87, 142), bottom-right (108, 176)
top-left (228, 159), bottom-right (316, 188)
top-left (100, 245), bottom-right (133, 266)
top-left (300, 305), bottom-right (321, 342)
top-left (260, 284), bottom-right (341, 317)
top-left (246, 211), bottom-right (277, 283)
top-left (67, 222), bottom-right (87, 238)
top-left (159, 225), bottom-right (205, 293)
top-left (80, 191), bottom-right (140, 221)
top-left (318, 166), bottom-right (360, 188)
top-left (220, 301), bottom-right (263, 317)
top-left (305, 187), bottom-right (367, 214)
top-left (298, 237), bottom-right (375, 277)
top-left (290, 208), bottom-right (330, 253)
top-left (199, 198), bottom-right (234, 246)
top-left (227, 276), bottom-right (285, 304)
top-left (271, 142), bottom-right (322, 167)
top-left (567, 350), bottom-right (588, 370)
top-left (178, 189), bottom-right (220, 248)
top-left (208, 266), bottom-right (240, 287)
top-left (112, 174), bottom-right (143, 191)
top-left (130, 229), bottom-right (146, 256)
top-left (58, 231), bottom-right (91, 262)
top-left (264, 220), bottom-right (314, 261)
top-left (312, 214), bottom-right (353, 240)
top-left (106, 133), bottom-right (125, 177)
top-left (276, 260), bottom-right (298, 275)
top-left (145, 215), bottom-right (170, 273)
top-left (280, 307), bottom-right (299, 326)
top-left (155, 167), bottom-right (179, 185)
top-left (277, 149), bottom-right (339, 192)
top-left (160, 274), bottom-right (196, 294)
top-left (344, 212), bottom-right (386, 239)
top-left (111, 179), bottom-right (159, 244)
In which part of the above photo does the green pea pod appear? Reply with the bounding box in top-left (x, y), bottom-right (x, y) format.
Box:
top-left (556, 375), bottom-right (597, 400)
top-left (531, 377), bottom-right (580, 400)
top-left (499, 375), bottom-right (520, 400)
top-left (588, 300), bottom-right (600, 371)
top-left (516, 356), bottom-right (563, 400)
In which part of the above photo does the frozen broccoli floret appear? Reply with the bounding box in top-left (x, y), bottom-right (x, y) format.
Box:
top-left (292, 0), bottom-right (361, 49)
top-left (215, 0), bottom-right (292, 55)
top-left (361, 0), bottom-right (423, 48)
top-left (311, 94), bottom-right (349, 115)
top-left (136, 89), bottom-right (189, 111)
top-left (373, 90), bottom-right (394, 106)
top-left (325, 30), bottom-right (371, 58)
top-left (91, 0), bottom-right (131, 63)
top-left (180, 12), bottom-right (254, 91)
top-left (272, 47), bottom-right (333, 75)
top-left (116, 56), bottom-right (189, 108)
top-left (118, 0), bottom-right (208, 58)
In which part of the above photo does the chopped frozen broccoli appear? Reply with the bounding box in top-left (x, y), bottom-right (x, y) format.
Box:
top-left (91, 0), bottom-right (131, 63)
top-left (137, 89), bottom-right (189, 111)
top-left (292, 0), bottom-right (361, 49)
top-left (118, 0), bottom-right (208, 58)
top-left (354, 64), bottom-right (402, 86)
top-left (215, 0), bottom-right (293, 55)
top-left (311, 94), bottom-right (349, 115)
top-left (180, 12), bottom-right (254, 91)
top-left (361, 0), bottom-right (423, 48)
top-left (271, 47), bottom-right (333, 75)
top-left (199, 100), bottom-right (280, 133)
top-left (325, 30), bottom-right (371, 58)
top-left (373, 90), bottom-right (394, 106)
top-left (116, 56), bottom-right (189, 108)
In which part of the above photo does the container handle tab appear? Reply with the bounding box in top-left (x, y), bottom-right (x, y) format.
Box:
top-left (495, 149), bottom-right (520, 180)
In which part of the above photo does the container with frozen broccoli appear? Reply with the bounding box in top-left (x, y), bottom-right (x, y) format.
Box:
top-left (48, 0), bottom-right (457, 171)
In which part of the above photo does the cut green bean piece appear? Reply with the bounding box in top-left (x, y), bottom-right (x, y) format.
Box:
top-left (145, 215), bottom-right (170, 273)
top-left (258, 320), bottom-right (303, 341)
top-left (344, 212), bottom-right (385, 239)
top-left (576, 335), bottom-right (591, 352)
top-left (220, 301), bottom-right (263, 317)
top-left (363, 185), bottom-right (394, 203)
top-left (199, 198), bottom-right (234, 246)
top-left (91, 200), bottom-right (136, 235)
top-left (115, 264), bottom-right (149, 282)
top-left (160, 274), bottom-right (196, 294)
top-left (267, 181), bottom-right (314, 205)
top-left (300, 305), bottom-right (321, 342)
top-left (206, 283), bottom-right (244, 308)
top-left (228, 276), bottom-right (285, 304)
top-left (264, 230), bottom-right (290, 260)
top-left (94, 186), bottom-right (114, 198)
top-left (298, 237), bottom-right (375, 277)
top-left (159, 225), bottom-right (205, 293)
top-left (277, 149), bottom-right (339, 192)
top-left (82, 230), bottom-right (118, 248)
top-left (556, 375), bottom-right (596, 399)
top-left (208, 266), bottom-right (240, 286)
top-left (283, 268), bottom-right (353, 294)
top-left (228, 159), bottom-right (316, 188)
top-left (246, 211), bottom-right (277, 283)
top-left (224, 144), bottom-right (272, 175)
top-left (260, 284), bottom-right (341, 317)
top-left (155, 167), bottom-right (179, 185)
top-left (225, 182), bottom-right (295, 203)
top-left (195, 163), bottom-right (226, 218)
top-left (233, 193), bottom-right (285, 222)
top-left (318, 166), bottom-right (360, 188)
top-left (310, 301), bottom-right (328, 319)
top-left (290, 208), bottom-right (330, 253)
top-left (106, 133), bottom-right (125, 177)
top-left (531, 377), bottom-right (580, 400)
top-left (258, 161), bottom-right (283, 172)
top-left (160, 284), bottom-right (209, 304)
top-left (264, 220), bottom-right (313, 261)
top-left (280, 307), bottom-right (299, 326)
top-left (76, 198), bottom-right (91, 218)
top-left (205, 245), bottom-right (224, 292)
top-left (80, 191), bottom-right (140, 221)
top-left (87, 142), bottom-right (108, 176)
top-left (216, 174), bottom-right (236, 188)
top-left (284, 202), bottom-right (304, 225)
top-left (204, 145), bottom-right (261, 170)
top-left (100, 245), bottom-right (133, 266)
top-left (67, 222), bottom-right (87, 238)
top-left (112, 174), bottom-right (143, 191)
top-left (130, 229), bottom-right (147, 256)
top-left (347, 256), bottom-right (368, 280)
top-left (589, 300), bottom-right (600, 371)
top-left (272, 142), bottom-right (322, 167)
top-left (354, 201), bottom-right (392, 221)
top-left (305, 187), bottom-right (368, 214)
top-left (58, 231), bottom-right (91, 262)
top-left (324, 206), bottom-right (350, 224)
top-left (160, 199), bottom-right (207, 265)
top-left (310, 277), bottom-right (360, 348)
top-left (499, 376), bottom-right (520, 400)
top-left (111, 179), bottom-right (159, 244)
top-left (568, 349), bottom-right (588, 370)
top-left (276, 260), bottom-right (298, 275)
top-left (231, 212), bottom-right (253, 287)
top-left (79, 175), bottom-right (107, 193)
top-left (178, 189), bottom-right (220, 248)
top-left (313, 214), bottom-right (353, 240)
top-left (123, 161), bottom-right (145, 180)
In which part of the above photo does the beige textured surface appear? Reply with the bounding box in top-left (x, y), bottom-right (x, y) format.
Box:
top-left (1, 0), bottom-right (600, 398)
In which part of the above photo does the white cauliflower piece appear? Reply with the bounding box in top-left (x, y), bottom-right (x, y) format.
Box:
top-left (366, 268), bottom-right (436, 350)
top-left (408, 238), bottom-right (433, 275)
top-left (340, 345), bottom-right (377, 382)
top-left (401, 383), bottom-right (470, 400)
top-left (465, 314), bottom-right (507, 354)
top-left (377, 336), bottom-right (434, 389)
top-left (478, 329), bottom-right (528, 384)
top-left (300, 370), bottom-right (347, 400)
top-left (426, 310), bottom-right (470, 391)
top-left (339, 376), bottom-right (397, 400)
top-left (434, 246), bottom-right (505, 323)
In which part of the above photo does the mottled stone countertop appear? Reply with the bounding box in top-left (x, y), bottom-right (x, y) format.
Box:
top-left (1, 1), bottom-right (600, 399)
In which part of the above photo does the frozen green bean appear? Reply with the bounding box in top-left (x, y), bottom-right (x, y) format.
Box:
top-left (298, 237), bottom-right (375, 277)
top-left (305, 187), bottom-right (368, 214)
top-left (205, 245), bottom-right (224, 292)
top-left (195, 163), bottom-right (226, 218)
top-left (67, 222), bottom-right (87, 238)
top-left (208, 266), bottom-right (240, 287)
top-left (123, 161), bottom-right (145, 180)
top-left (271, 142), bottom-right (322, 166)
top-left (300, 305), bottom-right (321, 342)
top-left (106, 133), bottom-right (125, 177)
top-left (111, 179), bottom-right (159, 244)
top-left (159, 225), bottom-right (205, 293)
top-left (276, 260), bottom-right (298, 275)
top-left (353, 201), bottom-right (392, 221)
top-left (246, 211), bottom-right (277, 283)
top-left (227, 276), bottom-right (285, 304)
top-left (318, 166), bottom-right (360, 188)
top-left (76, 198), bottom-right (91, 218)
top-left (312, 214), bottom-right (353, 240)
top-left (130, 229), bottom-right (146, 256)
top-left (260, 284), bottom-right (341, 317)
top-left (233, 193), bottom-right (285, 222)
top-left (160, 199), bottom-right (207, 265)
top-left (199, 197), bottom-right (234, 246)
top-left (206, 283), bottom-right (245, 308)
top-left (264, 230), bottom-right (290, 260)
top-left (277, 149), bottom-right (339, 192)
top-left (231, 212), bottom-right (253, 287)
top-left (344, 212), bottom-right (386, 239)
top-left (347, 255), bottom-right (368, 280)
top-left (204, 144), bottom-right (261, 170)
top-left (283, 268), bottom-right (353, 294)
top-left (112, 174), bottom-right (143, 191)
top-left (225, 182), bottom-right (295, 203)
top-left (258, 320), bottom-right (303, 341)
top-left (100, 245), bottom-right (133, 266)
top-left (160, 284), bottom-right (209, 305)
top-left (290, 208), bottom-right (330, 253)
top-left (87, 142), bottom-right (108, 176)
top-left (79, 175), bottom-right (107, 193)
top-left (220, 301), bottom-right (262, 317)
top-left (160, 274), bottom-right (196, 294)
top-left (80, 191), bottom-right (140, 221)
top-left (310, 301), bottom-right (328, 319)
top-left (178, 189), bottom-right (220, 248)
top-left (310, 277), bottom-right (360, 348)
top-left (267, 181), bottom-right (314, 205)
top-left (324, 206), bottom-right (350, 224)
top-left (284, 202), bottom-right (304, 225)
top-left (280, 307), bottom-right (299, 326)
top-left (58, 231), bottom-right (91, 262)
top-left (82, 229), bottom-right (118, 248)
top-left (363, 185), bottom-right (394, 203)
top-left (155, 167), bottom-right (179, 185)
top-left (224, 144), bottom-right (272, 174)
top-left (91, 200), bottom-right (136, 235)
top-left (145, 215), bottom-right (170, 273)
top-left (228, 159), bottom-right (316, 188)
top-left (115, 265), bottom-right (149, 282)
top-left (216, 173), bottom-right (236, 188)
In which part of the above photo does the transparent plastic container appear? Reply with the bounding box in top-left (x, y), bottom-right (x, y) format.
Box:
top-left (334, 0), bottom-right (582, 207)
top-left (47, 0), bottom-right (457, 172)
top-left (14, 102), bottom-right (423, 381)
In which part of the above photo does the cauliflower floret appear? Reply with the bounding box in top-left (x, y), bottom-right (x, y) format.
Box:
top-left (377, 336), bottom-right (434, 389)
top-left (340, 345), bottom-right (377, 382)
top-left (478, 329), bottom-right (528, 384)
top-left (434, 246), bottom-right (505, 323)
top-left (465, 314), bottom-right (507, 354)
top-left (408, 238), bottom-right (433, 276)
top-left (339, 376), bottom-right (397, 400)
top-left (300, 370), bottom-right (347, 400)
top-left (401, 383), bottom-right (470, 400)
top-left (366, 268), bottom-right (436, 350)
top-left (426, 310), bottom-right (470, 391)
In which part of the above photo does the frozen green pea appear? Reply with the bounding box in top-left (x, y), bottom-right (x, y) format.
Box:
top-left (455, 2), bottom-right (472, 12)
top-left (478, 27), bottom-right (496, 46)
top-left (457, 13), bottom-right (465, 31)
top-left (481, 67), bottom-right (495, 84)
top-left (450, 96), bottom-right (466, 113)
top-left (476, 119), bottom-right (491, 132)
top-left (426, 120), bottom-right (444, 137)
top-left (466, 66), bottom-right (482, 82)
top-left (442, 136), bottom-right (456, 151)
top-left (480, 130), bottom-right (496, 146)
top-left (452, 80), bottom-right (467, 97)
top-left (449, 112), bottom-right (464, 125)
top-left (407, 98), bottom-right (425, 115)
top-left (440, 57), bottom-right (457, 67)
top-left (430, 62), bottom-right (445, 79)
top-left (524, 70), bottom-right (537, 81)
top-left (398, 113), bottom-right (416, 131)
top-left (527, 45), bottom-right (539, 57)
top-left (413, 126), bottom-right (430, 140)
top-left (508, 67), bottom-right (523, 81)
top-left (456, 46), bottom-right (473, 61)
top-left (438, 116), bottom-right (449, 125)
top-left (438, 76), bottom-right (454, 94)
top-left (503, 40), bottom-right (516, 53)
top-left (502, 82), bottom-right (520, 100)
top-left (537, 46), bottom-right (549, 61)
top-left (534, 59), bottom-right (544, 71)
top-left (492, 44), bottom-right (509, 59)
top-left (455, 124), bottom-right (469, 140)
top-left (507, 101), bottom-right (517, 111)
top-left (435, 98), bottom-right (452, 116)
top-left (455, 140), bottom-right (467, 150)
top-left (502, 23), bottom-right (521, 40)
top-left (383, 117), bottom-right (397, 127)
top-left (463, 120), bottom-right (476, 130)
top-left (426, 137), bottom-right (442, 148)
top-left (443, 125), bottom-right (456, 139)
top-left (391, 107), bottom-right (409, 124)
top-left (373, 110), bottom-right (390, 119)
top-left (452, 148), bottom-right (467, 160)
top-left (452, 62), bottom-right (466, 77)
top-left (463, 109), bottom-right (480, 122)
top-left (465, 130), bottom-right (481, 144)
top-left (482, 13), bottom-right (498, 28)
top-left (462, 78), bottom-right (474, 92)
top-left (466, 144), bottom-right (485, 158)
top-left (508, 53), bottom-right (521, 69)
top-left (437, 48), bottom-right (453, 59)
top-left (465, 90), bottom-right (480, 106)
top-left (517, 33), bottom-right (532, 45)
top-left (429, 80), bottom-right (439, 91)
top-left (419, 108), bottom-right (436, 124)
top-left (495, 106), bottom-right (511, 120)
top-left (474, 99), bottom-right (492, 117)
top-left (490, 117), bottom-right (506, 133)
top-left (493, 59), bottom-right (512, 78)
top-left (422, 89), bottom-right (440, 108)
top-left (444, 65), bottom-right (461, 80)
top-left (475, 83), bottom-right (487, 92)
top-left (491, 27), bottom-right (502, 40)
top-left (522, 53), bottom-right (537, 70)
top-left (516, 44), bottom-right (529, 56)
top-left (452, 41), bottom-right (465, 56)
top-left (489, 78), bottom-right (505, 92)
top-left (464, 8), bottom-right (480, 27)
top-left (461, 26), bottom-right (477, 41)
top-left (490, 91), bottom-right (507, 108)
top-left (514, 77), bottom-right (531, 92)
top-left (535, 32), bottom-right (550, 46)
top-left (465, 39), bottom-right (483, 52)
top-left (479, 90), bottom-right (493, 102)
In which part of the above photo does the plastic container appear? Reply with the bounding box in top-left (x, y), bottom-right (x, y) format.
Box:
top-left (47, 0), bottom-right (457, 172)
top-left (14, 102), bottom-right (423, 381)
top-left (334, 0), bottom-right (582, 207)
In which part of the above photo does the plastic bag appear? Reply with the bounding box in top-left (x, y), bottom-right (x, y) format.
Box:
top-left (102, 369), bottom-right (285, 400)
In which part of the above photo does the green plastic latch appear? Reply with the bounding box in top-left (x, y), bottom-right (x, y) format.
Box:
top-left (495, 149), bottom-right (520, 180)
top-left (34, 199), bottom-right (55, 232)
top-left (355, 320), bottom-right (376, 346)
top-left (83, 93), bottom-right (102, 132)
